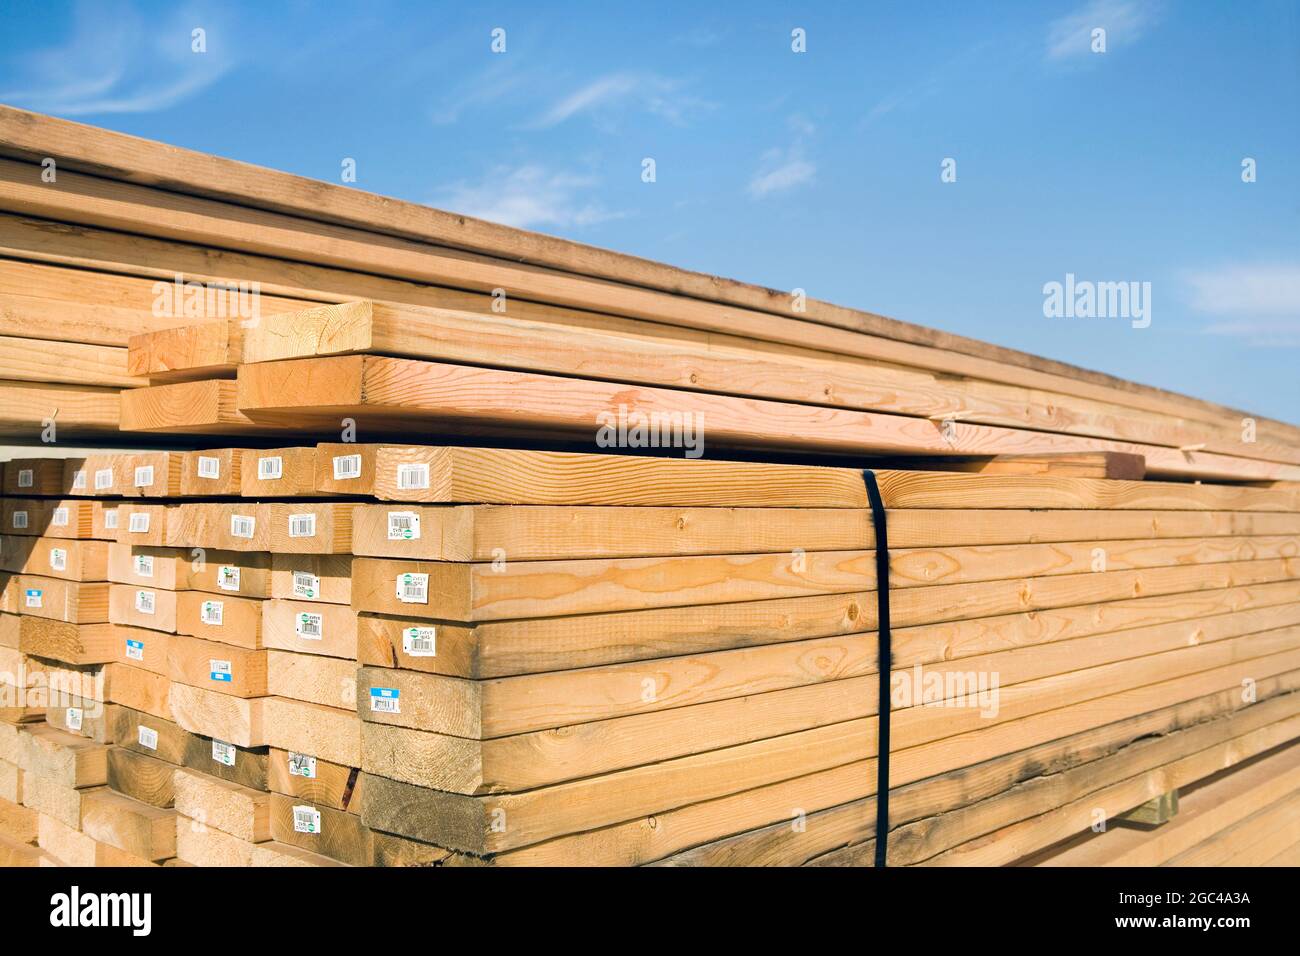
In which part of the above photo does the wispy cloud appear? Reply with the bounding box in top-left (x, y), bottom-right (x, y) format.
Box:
top-left (748, 115), bottom-right (816, 199)
top-left (0, 1), bottom-right (233, 116)
top-left (434, 165), bottom-right (622, 231)
top-left (530, 72), bottom-right (712, 128)
top-left (1188, 262), bottom-right (1300, 347)
top-left (431, 65), bottom-right (532, 126)
top-left (1046, 0), bottom-right (1158, 60)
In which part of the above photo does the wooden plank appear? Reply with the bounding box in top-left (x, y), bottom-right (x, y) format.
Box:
top-left (262, 600), bottom-right (358, 660)
top-left (173, 768), bottom-right (270, 843)
top-left (179, 448), bottom-right (248, 496)
top-left (269, 553), bottom-right (352, 605)
top-left (262, 697), bottom-right (359, 767)
top-left (168, 683), bottom-right (266, 749)
top-left (4, 538), bottom-right (111, 582)
top-left (174, 591), bottom-right (263, 649)
top-left (19, 724), bottom-right (107, 788)
top-left (17, 575), bottom-right (109, 623)
top-left (19, 618), bottom-right (116, 665)
top-left (236, 356), bottom-right (1298, 482)
top-left (0, 379), bottom-right (120, 438)
top-left (266, 650), bottom-right (354, 709)
top-left (79, 787), bottom-right (176, 861)
top-left (268, 793), bottom-right (372, 866)
top-left (268, 748), bottom-right (360, 814)
top-left (108, 584), bottom-right (179, 633)
top-left (167, 634), bottom-right (267, 698)
top-left (128, 319), bottom-right (243, 381)
top-left (268, 502), bottom-right (354, 554)
top-left (109, 705), bottom-right (194, 764)
top-left (118, 379), bottom-right (281, 435)
top-left (106, 746), bottom-right (175, 808)
top-left (179, 735), bottom-right (268, 792)
top-left (884, 452), bottom-right (1146, 480)
top-left (240, 446), bottom-right (320, 497)
top-left (107, 662), bottom-right (171, 720)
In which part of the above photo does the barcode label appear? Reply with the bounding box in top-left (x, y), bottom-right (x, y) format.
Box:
top-left (134, 554), bottom-right (155, 578)
top-left (24, 588), bottom-right (42, 608)
top-left (201, 600), bottom-right (224, 626)
top-left (295, 612), bottom-right (323, 639)
top-left (209, 659), bottom-right (233, 683)
top-left (288, 752), bottom-right (317, 778)
top-left (50, 507), bottom-right (69, 527)
top-left (395, 572), bottom-right (429, 605)
top-left (230, 514), bottom-right (255, 539)
top-left (11, 511), bottom-right (27, 530)
top-left (72, 469), bottom-right (86, 490)
top-left (403, 626), bottom-right (437, 657)
top-left (288, 513), bottom-right (316, 538)
top-left (134, 590), bottom-right (155, 615)
top-left (396, 462), bottom-right (429, 490)
top-left (137, 726), bottom-right (158, 751)
top-left (212, 739), bottom-right (236, 767)
top-left (134, 465), bottom-right (154, 487)
top-left (126, 638), bottom-right (145, 660)
top-left (332, 454), bottom-right (362, 480)
top-left (258, 456), bottom-right (283, 480)
top-left (197, 455), bottom-right (221, 479)
top-left (94, 468), bottom-right (114, 490)
top-left (65, 707), bottom-right (83, 731)
top-left (49, 548), bottom-right (67, 572)
top-left (128, 512), bottom-right (150, 534)
top-left (292, 805), bottom-right (321, 834)
top-left (292, 571), bottom-right (319, 600)
top-left (370, 687), bottom-right (400, 713)
top-left (16, 468), bottom-right (32, 488)
top-left (103, 508), bottom-right (119, 529)
top-left (217, 566), bottom-right (241, 591)
top-left (387, 511), bottom-right (421, 540)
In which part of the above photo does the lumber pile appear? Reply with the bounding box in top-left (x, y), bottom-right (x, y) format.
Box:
top-left (0, 105), bottom-right (1297, 481)
top-left (0, 107), bottom-right (1297, 868)
top-left (3, 446), bottom-right (1299, 866)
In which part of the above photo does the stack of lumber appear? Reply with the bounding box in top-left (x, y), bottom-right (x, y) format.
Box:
top-left (0, 105), bottom-right (1298, 483)
top-left (7, 445), bottom-right (1298, 866)
top-left (0, 107), bottom-right (1298, 868)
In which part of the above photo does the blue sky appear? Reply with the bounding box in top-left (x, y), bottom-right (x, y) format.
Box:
top-left (2, 0), bottom-right (1297, 421)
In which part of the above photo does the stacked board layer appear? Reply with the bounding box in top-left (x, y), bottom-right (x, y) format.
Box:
top-left (0, 105), bottom-right (1297, 484)
top-left (2, 448), bottom-right (1299, 866)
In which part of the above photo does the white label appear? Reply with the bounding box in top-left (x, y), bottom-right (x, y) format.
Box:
top-left (292, 805), bottom-right (321, 834)
top-left (24, 588), bottom-right (42, 608)
top-left (51, 507), bottom-right (69, 527)
top-left (134, 465), bottom-right (154, 488)
top-left (288, 513), bottom-right (316, 538)
top-left (396, 462), bottom-right (429, 490)
top-left (230, 514), bottom-right (255, 539)
top-left (209, 659), bottom-right (233, 683)
top-left (369, 687), bottom-right (400, 713)
top-left (16, 468), bottom-right (32, 488)
top-left (295, 612), bottom-right (323, 640)
top-left (72, 469), bottom-right (86, 490)
top-left (137, 726), bottom-right (158, 751)
top-left (65, 707), bottom-right (83, 731)
top-left (128, 512), bottom-right (151, 534)
top-left (125, 637), bottom-right (145, 660)
top-left (200, 600), bottom-right (224, 626)
top-left (134, 554), bottom-right (155, 578)
top-left (217, 566), bottom-right (241, 591)
top-left (258, 456), bottom-right (283, 480)
top-left (197, 455), bottom-right (221, 479)
top-left (134, 590), bottom-right (155, 615)
top-left (395, 572), bottom-right (429, 605)
top-left (94, 468), bottom-right (114, 491)
top-left (292, 571), bottom-right (319, 600)
top-left (212, 739), bottom-right (236, 767)
top-left (332, 454), bottom-right (362, 480)
top-left (288, 752), bottom-right (317, 778)
top-left (49, 548), bottom-right (67, 572)
top-left (103, 508), bottom-right (119, 530)
top-left (387, 511), bottom-right (421, 540)
top-left (402, 626), bottom-right (437, 657)
top-left (11, 511), bottom-right (27, 530)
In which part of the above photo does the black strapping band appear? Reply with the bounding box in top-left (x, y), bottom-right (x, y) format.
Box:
top-left (861, 470), bottom-right (891, 868)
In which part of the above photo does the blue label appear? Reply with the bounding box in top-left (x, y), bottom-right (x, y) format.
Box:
top-left (370, 687), bottom-right (399, 699)
top-left (25, 589), bottom-right (40, 598)
top-left (127, 640), bottom-right (144, 650)
top-left (210, 671), bottom-right (232, 682)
